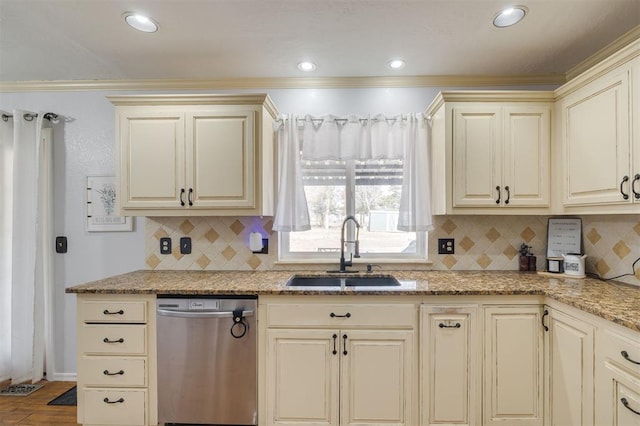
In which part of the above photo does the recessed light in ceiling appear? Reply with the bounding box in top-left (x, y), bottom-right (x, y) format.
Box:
top-left (493, 6), bottom-right (527, 28)
top-left (123, 12), bottom-right (159, 33)
top-left (388, 59), bottom-right (406, 70)
top-left (298, 61), bottom-right (317, 72)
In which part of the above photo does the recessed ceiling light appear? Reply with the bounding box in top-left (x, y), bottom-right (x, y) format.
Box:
top-left (388, 59), bottom-right (406, 69)
top-left (298, 61), bottom-right (317, 72)
top-left (123, 12), bottom-right (159, 33)
top-left (493, 6), bottom-right (527, 28)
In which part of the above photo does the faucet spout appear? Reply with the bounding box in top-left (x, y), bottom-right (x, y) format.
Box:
top-left (339, 216), bottom-right (361, 272)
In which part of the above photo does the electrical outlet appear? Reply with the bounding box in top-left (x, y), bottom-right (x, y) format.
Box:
top-left (180, 237), bottom-right (192, 254)
top-left (438, 238), bottom-right (455, 254)
top-left (160, 237), bottom-right (172, 255)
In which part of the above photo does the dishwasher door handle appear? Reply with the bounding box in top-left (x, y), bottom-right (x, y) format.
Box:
top-left (157, 309), bottom-right (254, 319)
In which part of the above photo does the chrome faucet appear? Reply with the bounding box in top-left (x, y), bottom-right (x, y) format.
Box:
top-left (338, 215), bottom-right (361, 273)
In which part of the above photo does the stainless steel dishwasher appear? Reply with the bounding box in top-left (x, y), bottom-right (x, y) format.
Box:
top-left (156, 296), bottom-right (257, 425)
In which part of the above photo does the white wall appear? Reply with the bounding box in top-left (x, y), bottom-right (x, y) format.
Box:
top-left (0, 85), bottom-right (555, 378)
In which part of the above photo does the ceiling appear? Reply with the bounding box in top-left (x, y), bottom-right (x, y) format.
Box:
top-left (0, 0), bottom-right (639, 84)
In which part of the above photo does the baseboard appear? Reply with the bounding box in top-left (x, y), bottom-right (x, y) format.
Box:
top-left (47, 372), bottom-right (77, 382)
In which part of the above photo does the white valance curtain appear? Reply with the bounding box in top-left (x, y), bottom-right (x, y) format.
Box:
top-left (273, 113), bottom-right (433, 232)
top-left (0, 110), bottom-right (53, 384)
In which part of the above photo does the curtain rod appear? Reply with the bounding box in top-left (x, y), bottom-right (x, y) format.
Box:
top-left (1, 112), bottom-right (59, 123)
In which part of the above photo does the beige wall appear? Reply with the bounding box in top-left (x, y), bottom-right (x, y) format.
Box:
top-left (146, 215), bottom-right (640, 286)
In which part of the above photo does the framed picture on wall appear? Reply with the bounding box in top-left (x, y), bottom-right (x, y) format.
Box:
top-left (86, 175), bottom-right (132, 232)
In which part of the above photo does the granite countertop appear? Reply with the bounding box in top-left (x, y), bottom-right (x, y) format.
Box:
top-left (66, 270), bottom-right (640, 332)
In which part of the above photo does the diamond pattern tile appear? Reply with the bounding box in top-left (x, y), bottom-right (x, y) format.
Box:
top-left (196, 255), bottom-right (211, 269)
top-left (520, 227), bottom-right (536, 242)
top-left (503, 244), bottom-right (518, 260)
top-left (247, 255), bottom-right (262, 270)
top-left (222, 246), bottom-right (237, 261)
top-left (146, 254), bottom-right (161, 269)
top-left (205, 228), bottom-right (220, 243)
top-left (595, 259), bottom-right (611, 276)
top-left (441, 219), bottom-right (457, 235)
top-left (634, 222), bottom-right (640, 236)
top-left (486, 228), bottom-right (501, 243)
top-left (613, 241), bottom-right (631, 259)
top-left (459, 236), bottom-right (475, 252)
top-left (476, 254), bottom-right (492, 269)
top-left (153, 228), bottom-right (169, 240)
top-left (442, 255), bottom-right (457, 270)
top-left (180, 220), bottom-right (195, 235)
top-left (586, 228), bottom-right (602, 245)
top-left (230, 220), bottom-right (245, 235)
top-left (172, 251), bottom-right (183, 261)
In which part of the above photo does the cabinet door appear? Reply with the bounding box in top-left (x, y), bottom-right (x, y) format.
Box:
top-left (340, 330), bottom-right (414, 426)
top-left (561, 65), bottom-right (632, 206)
top-left (265, 329), bottom-right (339, 426)
top-left (503, 106), bottom-right (550, 207)
top-left (453, 107), bottom-right (502, 207)
top-left (596, 361), bottom-right (640, 426)
top-left (545, 308), bottom-right (594, 426)
top-left (117, 110), bottom-right (185, 209)
top-left (186, 110), bottom-right (257, 209)
top-left (484, 306), bottom-right (544, 426)
top-left (420, 305), bottom-right (479, 426)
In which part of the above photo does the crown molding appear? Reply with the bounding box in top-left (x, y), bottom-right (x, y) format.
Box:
top-left (0, 73), bottom-right (566, 93)
top-left (424, 90), bottom-right (556, 115)
top-left (565, 25), bottom-right (640, 81)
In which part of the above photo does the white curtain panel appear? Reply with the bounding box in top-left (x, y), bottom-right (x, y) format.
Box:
top-left (273, 113), bottom-right (432, 233)
top-left (10, 110), bottom-right (48, 384)
top-left (0, 113), bottom-right (14, 382)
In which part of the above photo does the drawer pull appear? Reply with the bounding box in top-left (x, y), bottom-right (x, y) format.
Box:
top-left (330, 312), bottom-right (351, 318)
top-left (103, 369), bottom-right (125, 376)
top-left (103, 309), bottom-right (124, 315)
top-left (495, 185), bottom-right (501, 204)
top-left (103, 337), bottom-right (124, 344)
top-left (621, 350), bottom-right (640, 365)
top-left (620, 175), bottom-right (630, 200)
top-left (439, 322), bottom-right (461, 328)
top-left (342, 334), bottom-right (348, 356)
top-left (332, 334), bottom-right (338, 355)
top-left (103, 397), bottom-right (125, 404)
top-left (542, 309), bottom-right (549, 332)
top-left (621, 398), bottom-right (640, 416)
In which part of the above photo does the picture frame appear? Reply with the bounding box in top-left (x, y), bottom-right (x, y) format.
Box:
top-left (86, 175), bottom-right (132, 232)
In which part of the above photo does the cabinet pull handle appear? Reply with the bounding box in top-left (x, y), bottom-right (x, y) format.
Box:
top-left (342, 334), bottom-right (348, 356)
top-left (504, 185), bottom-right (510, 205)
top-left (103, 309), bottom-right (124, 315)
top-left (103, 369), bottom-right (125, 376)
top-left (621, 350), bottom-right (640, 365)
top-left (103, 337), bottom-right (124, 344)
top-left (180, 188), bottom-right (186, 206)
top-left (495, 185), bottom-right (501, 204)
top-left (332, 334), bottom-right (338, 355)
top-left (633, 174), bottom-right (640, 200)
top-left (542, 309), bottom-right (549, 332)
top-left (330, 312), bottom-right (351, 318)
top-left (620, 176), bottom-right (630, 200)
top-left (621, 398), bottom-right (640, 416)
top-left (103, 397), bottom-right (125, 404)
top-left (439, 322), bottom-right (461, 328)
top-left (188, 188), bottom-right (193, 206)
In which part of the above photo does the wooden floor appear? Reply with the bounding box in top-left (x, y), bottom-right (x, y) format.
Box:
top-left (0, 381), bottom-right (77, 425)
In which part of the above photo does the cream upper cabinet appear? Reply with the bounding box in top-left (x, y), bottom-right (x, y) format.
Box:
top-left (420, 304), bottom-right (480, 426)
top-left (483, 305), bottom-right (545, 426)
top-left (110, 94), bottom-right (278, 216)
top-left (543, 306), bottom-right (595, 426)
top-left (259, 297), bottom-right (417, 426)
top-left (554, 40), bottom-right (640, 214)
top-left (428, 92), bottom-right (553, 215)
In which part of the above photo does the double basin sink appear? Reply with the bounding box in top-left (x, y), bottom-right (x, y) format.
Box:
top-left (286, 274), bottom-right (400, 287)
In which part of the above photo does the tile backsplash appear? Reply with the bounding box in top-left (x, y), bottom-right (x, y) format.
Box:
top-left (146, 215), bottom-right (640, 286)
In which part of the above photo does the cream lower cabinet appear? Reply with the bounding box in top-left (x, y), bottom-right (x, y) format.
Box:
top-left (110, 94), bottom-right (278, 216)
top-left (420, 304), bottom-right (480, 426)
top-left (76, 294), bottom-right (157, 426)
top-left (484, 306), bottom-right (544, 426)
top-left (543, 306), bottom-right (595, 426)
top-left (260, 297), bottom-right (417, 426)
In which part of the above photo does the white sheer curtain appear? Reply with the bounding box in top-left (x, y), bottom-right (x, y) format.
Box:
top-left (273, 113), bottom-right (433, 232)
top-left (0, 110), bottom-right (52, 384)
top-left (0, 113), bottom-right (13, 382)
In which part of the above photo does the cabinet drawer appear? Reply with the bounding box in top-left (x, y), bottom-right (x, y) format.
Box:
top-left (598, 327), bottom-right (640, 377)
top-left (79, 356), bottom-right (146, 387)
top-left (82, 388), bottom-right (146, 425)
top-left (79, 325), bottom-right (146, 355)
top-left (266, 303), bottom-right (415, 328)
top-left (80, 301), bottom-right (147, 323)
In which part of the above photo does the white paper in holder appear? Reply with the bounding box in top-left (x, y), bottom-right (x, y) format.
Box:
top-left (250, 232), bottom-right (264, 252)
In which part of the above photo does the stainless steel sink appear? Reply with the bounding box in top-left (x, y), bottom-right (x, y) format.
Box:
top-left (286, 275), bottom-right (400, 287)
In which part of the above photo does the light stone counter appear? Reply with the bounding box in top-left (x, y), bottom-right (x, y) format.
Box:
top-left (66, 270), bottom-right (640, 332)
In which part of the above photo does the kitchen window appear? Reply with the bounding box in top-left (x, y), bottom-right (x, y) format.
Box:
top-left (279, 158), bottom-right (426, 261)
